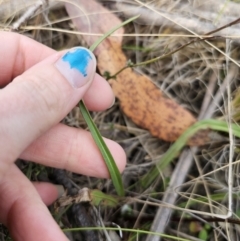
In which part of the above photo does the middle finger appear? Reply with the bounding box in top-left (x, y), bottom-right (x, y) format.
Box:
top-left (20, 123), bottom-right (126, 178)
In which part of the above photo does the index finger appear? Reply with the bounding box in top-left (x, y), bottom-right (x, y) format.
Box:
top-left (0, 31), bottom-right (54, 86)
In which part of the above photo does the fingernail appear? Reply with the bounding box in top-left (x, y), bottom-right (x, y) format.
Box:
top-left (109, 96), bottom-right (116, 108)
top-left (55, 47), bottom-right (96, 88)
top-left (55, 185), bottom-right (65, 198)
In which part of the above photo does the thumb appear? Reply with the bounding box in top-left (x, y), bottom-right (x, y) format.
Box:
top-left (0, 47), bottom-right (96, 167)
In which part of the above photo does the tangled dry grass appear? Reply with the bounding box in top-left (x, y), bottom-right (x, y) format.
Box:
top-left (1, 1), bottom-right (240, 240)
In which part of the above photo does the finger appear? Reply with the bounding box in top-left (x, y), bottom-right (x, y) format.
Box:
top-left (33, 182), bottom-right (64, 206)
top-left (0, 47), bottom-right (100, 175)
top-left (0, 165), bottom-right (69, 241)
top-left (0, 32), bottom-right (54, 86)
top-left (20, 124), bottom-right (126, 178)
top-left (0, 31), bottom-right (114, 112)
top-left (83, 75), bottom-right (115, 110)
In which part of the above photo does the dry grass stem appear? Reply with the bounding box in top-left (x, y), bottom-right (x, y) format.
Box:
top-left (1, 0), bottom-right (240, 240)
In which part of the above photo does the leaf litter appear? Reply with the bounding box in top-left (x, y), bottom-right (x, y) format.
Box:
top-left (1, 0), bottom-right (240, 240)
top-left (65, 0), bottom-right (212, 146)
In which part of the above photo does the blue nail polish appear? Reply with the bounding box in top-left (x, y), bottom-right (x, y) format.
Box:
top-left (55, 47), bottom-right (96, 88)
top-left (62, 48), bottom-right (92, 77)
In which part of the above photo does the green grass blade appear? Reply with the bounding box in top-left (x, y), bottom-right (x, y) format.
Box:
top-left (178, 192), bottom-right (240, 209)
top-left (79, 101), bottom-right (124, 196)
top-left (79, 15), bottom-right (139, 196)
top-left (63, 227), bottom-right (193, 241)
top-left (89, 15), bottom-right (139, 52)
top-left (91, 189), bottom-right (119, 207)
top-left (142, 119), bottom-right (240, 188)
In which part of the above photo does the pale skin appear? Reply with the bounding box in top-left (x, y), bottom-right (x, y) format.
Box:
top-left (0, 32), bottom-right (126, 241)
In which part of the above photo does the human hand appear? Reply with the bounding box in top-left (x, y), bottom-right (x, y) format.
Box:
top-left (0, 32), bottom-right (126, 241)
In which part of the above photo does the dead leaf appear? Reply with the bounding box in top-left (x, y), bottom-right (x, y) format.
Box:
top-left (54, 187), bottom-right (91, 209)
top-left (65, 0), bottom-right (211, 145)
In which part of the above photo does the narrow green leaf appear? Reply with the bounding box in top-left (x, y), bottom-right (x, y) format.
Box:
top-left (79, 101), bottom-right (124, 196)
top-left (89, 15), bottom-right (139, 52)
top-left (91, 189), bottom-right (119, 207)
top-left (79, 15), bottom-right (139, 196)
top-left (178, 192), bottom-right (240, 208)
top-left (63, 227), bottom-right (193, 241)
top-left (142, 119), bottom-right (240, 188)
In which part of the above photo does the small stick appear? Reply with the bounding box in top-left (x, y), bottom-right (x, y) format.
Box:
top-left (12, 0), bottom-right (48, 30)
